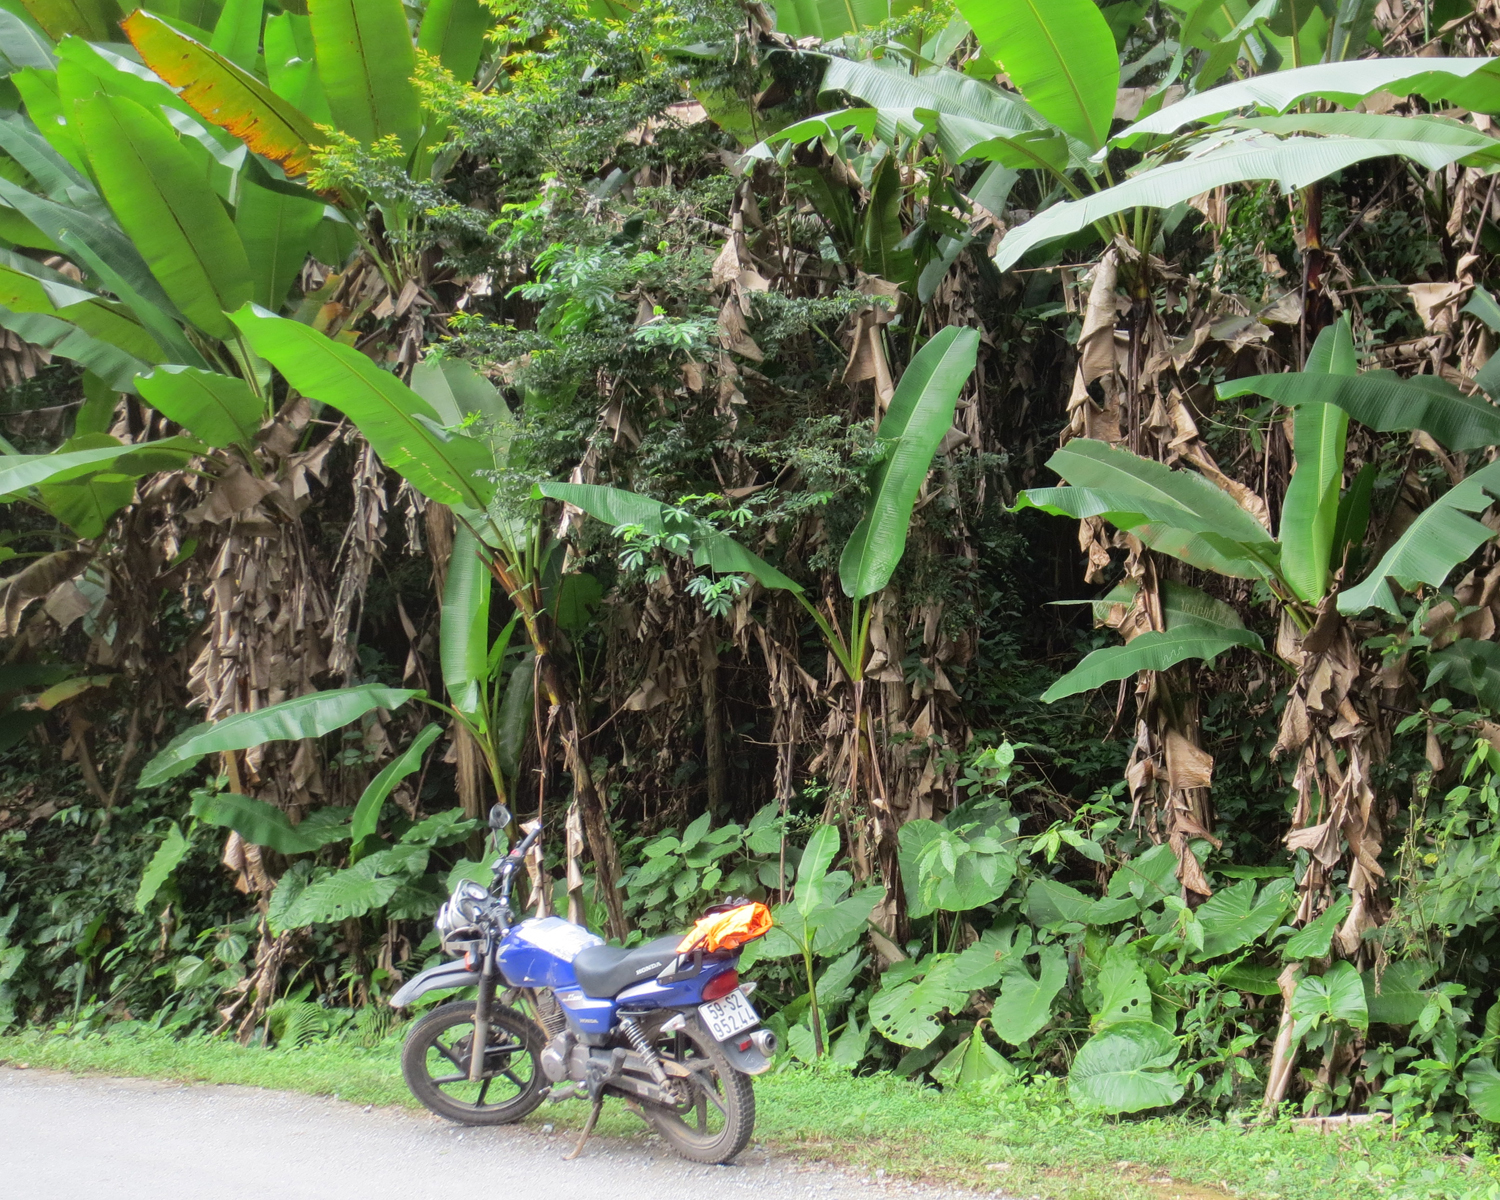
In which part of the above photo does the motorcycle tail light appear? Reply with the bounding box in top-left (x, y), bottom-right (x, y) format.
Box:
top-left (701, 969), bottom-right (740, 1002)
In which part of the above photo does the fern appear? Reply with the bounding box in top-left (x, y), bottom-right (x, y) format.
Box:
top-left (266, 998), bottom-right (328, 1049)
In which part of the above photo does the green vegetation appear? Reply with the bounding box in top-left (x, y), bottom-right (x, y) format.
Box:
top-left (7, 1022), bottom-right (1499, 1200)
top-left (8, 0), bottom-right (1500, 1187)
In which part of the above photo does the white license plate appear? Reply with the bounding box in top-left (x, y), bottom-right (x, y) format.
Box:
top-left (698, 990), bottom-right (758, 1041)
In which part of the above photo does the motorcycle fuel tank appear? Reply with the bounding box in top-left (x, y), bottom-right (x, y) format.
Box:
top-left (495, 916), bottom-right (604, 989)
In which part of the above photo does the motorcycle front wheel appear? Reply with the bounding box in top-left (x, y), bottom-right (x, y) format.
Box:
top-left (643, 1020), bottom-right (754, 1164)
top-left (401, 999), bottom-right (547, 1125)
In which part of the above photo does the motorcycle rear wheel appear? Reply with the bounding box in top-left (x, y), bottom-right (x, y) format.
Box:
top-left (642, 1020), bottom-right (754, 1164)
top-left (401, 999), bottom-right (546, 1125)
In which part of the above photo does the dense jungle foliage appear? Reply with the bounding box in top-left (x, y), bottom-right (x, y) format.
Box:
top-left (10, 0), bottom-right (1500, 1152)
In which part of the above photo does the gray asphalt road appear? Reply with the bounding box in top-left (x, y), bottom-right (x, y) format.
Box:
top-left (0, 1067), bottom-right (983, 1200)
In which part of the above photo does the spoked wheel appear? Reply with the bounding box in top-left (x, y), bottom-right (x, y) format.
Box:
top-left (401, 999), bottom-right (546, 1125)
top-left (643, 1019), bottom-right (754, 1164)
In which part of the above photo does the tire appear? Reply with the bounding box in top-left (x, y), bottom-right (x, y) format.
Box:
top-left (401, 999), bottom-right (547, 1126)
top-left (642, 1019), bottom-right (755, 1164)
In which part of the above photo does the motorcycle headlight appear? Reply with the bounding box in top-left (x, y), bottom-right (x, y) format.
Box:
top-left (436, 880), bottom-right (492, 944)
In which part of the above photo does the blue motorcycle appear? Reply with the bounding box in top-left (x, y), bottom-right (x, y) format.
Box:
top-left (392, 804), bottom-right (776, 1163)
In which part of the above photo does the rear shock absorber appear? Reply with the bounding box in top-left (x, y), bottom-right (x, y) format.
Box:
top-left (618, 1015), bottom-right (684, 1103)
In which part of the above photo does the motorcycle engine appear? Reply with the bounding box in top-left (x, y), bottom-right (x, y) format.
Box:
top-left (539, 1031), bottom-right (577, 1083)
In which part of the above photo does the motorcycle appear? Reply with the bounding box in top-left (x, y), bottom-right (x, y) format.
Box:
top-left (391, 803), bottom-right (777, 1164)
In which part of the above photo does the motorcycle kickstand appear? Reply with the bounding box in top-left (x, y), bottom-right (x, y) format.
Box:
top-left (564, 1048), bottom-right (625, 1161)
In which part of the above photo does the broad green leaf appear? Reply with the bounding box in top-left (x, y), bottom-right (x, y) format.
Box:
top-left (771, 0), bottom-right (917, 39)
top-left (1363, 961), bottom-right (1433, 1026)
top-left (1428, 639), bottom-right (1500, 711)
top-left (0, 436), bottom-right (202, 496)
top-left (0, 259), bottom-right (162, 365)
top-left (950, 927), bottom-right (1020, 990)
top-left (234, 181), bottom-right (324, 311)
top-left (1231, 112), bottom-right (1500, 168)
top-left (1279, 399), bottom-right (1349, 602)
top-left (869, 956), bottom-right (968, 1048)
top-left (0, 9), bottom-right (55, 73)
top-left (855, 155), bottom-right (912, 286)
top-left (496, 650), bottom-right (534, 779)
top-left (264, 11), bottom-right (333, 126)
top-left (840, 326), bottom-right (978, 598)
top-left (1093, 943), bottom-right (1152, 1028)
top-left (123, 11), bottom-right (324, 178)
top-left (441, 525), bottom-right (491, 721)
top-left (1194, 877), bottom-right (1294, 960)
top-left (995, 132), bottom-right (1484, 271)
top-left (1339, 460), bottom-right (1500, 616)
top-left (1282, 895), bottom-right (1351, 960)
top-left (308, 0), bottom-right (420, 148)
top-left (796, 823), bottom-right (841, 915)
top-left (1042, 627), bottom-right (1262, 703)
top-left (811, 889), bottom-right (880, 957)
top-left (1219, 962), bottom-right (1282, 996)
top-left (136, 366), bottom-right (262, 449)
top-left (32, 433), bottom-right (137, 536)
top-left (351, 723), bottom-right (442, 844)
top-left (0, 306), bottom-right (152, 393)
top-left (1118, 57), bottom-right (1500, 144)
top-left (933, 1019), bottom-right (1016, 1089)
top-left (16, 0), bottom-right (121, 41)
top-left (134, 822), bottom-right (190, 913)
top-left (275, 854), bottom-right (405, 928)
top-left (0, 111), bottom-right (97, 208)
top-left (190, 790), bottom-right (348, 855)
top-left (138, 684), bottom-right (419, 787)
top-left (897, 818), bottom-right (1016, 918)
top-left (232, 305), bottom-right (495, 511)
top-left (957, 0), bottom-right (1118, 151)
top-left (1107, 842), bottom-right (1182, 905)
top-left (819, 55), bottom-right (1053, 140)
top-left (208, 0), bottom-right (261, 71)
top-left (72, 92), bottom-right (252, 340)
top-left (990, 942), bottom-right (1066, 1044)
top-left (554, 572), bottom-right (603, 632)
top-left (1290, 961), bottom-right (1368, 1041)
top-left (416, 0), bottom-right (491, 84)
top-left (1025, 876), bottom-right (1095, 926)
top-left (1069, 1020), bottom-right (1183, 1113)
top-left (411, 356), bottom-right (513, 434)
top-left (1090, 579), bottom-right (1248, 635)
top-left (1222, 371), bottom-right (1500, 454)
top-left (1465, 1057), bottom-right (1500, 1122)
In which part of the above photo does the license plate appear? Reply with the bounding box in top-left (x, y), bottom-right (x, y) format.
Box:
top-left (698, 990), bottom-right (758, 1041)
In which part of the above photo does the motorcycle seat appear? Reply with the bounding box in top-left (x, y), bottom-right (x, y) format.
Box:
top-left (572, 934), bottom-right (683, 998)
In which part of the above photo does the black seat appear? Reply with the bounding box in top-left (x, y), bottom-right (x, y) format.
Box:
top-left (572, 935), bottom-right (682, 998)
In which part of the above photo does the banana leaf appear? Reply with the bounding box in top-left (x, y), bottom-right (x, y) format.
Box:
top-left (1041, 626), bottom-right (1262, 702)
top-left (136, 366), bottom-right (263, 449)
top-left (307, 0), bottom-right (420, 147)
top-left (138, 683), bottom-right (421, 788)
top-left (416, 0), bottom-right (492, 84)
top-left (956, 0), bottom-right (1119, 151)
top-left (440, 525), bottom-right (491, 722)
top-left (840, 325), bottom-right (979, 599)
top-left (350, 722), bottom-right (443, 844)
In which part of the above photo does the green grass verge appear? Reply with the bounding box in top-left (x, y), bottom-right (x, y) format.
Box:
top-left (3, 1024), bottom-right (1498, 1200)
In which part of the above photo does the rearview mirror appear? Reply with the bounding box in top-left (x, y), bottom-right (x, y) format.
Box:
top-left (488, 803), bottom-right (512, 832)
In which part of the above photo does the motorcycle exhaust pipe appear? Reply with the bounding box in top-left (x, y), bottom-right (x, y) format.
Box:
top-left (749, 1029), bottom-right (777, 1057)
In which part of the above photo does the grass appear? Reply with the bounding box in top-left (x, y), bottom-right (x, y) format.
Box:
top-left (3, 1023), bottom-right (1499, 1200)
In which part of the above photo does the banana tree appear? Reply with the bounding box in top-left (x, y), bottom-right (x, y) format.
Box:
top-left (1017, 318), bottom-right (1500, 1106)
top-left (540, 324), bottom-right (979, 881)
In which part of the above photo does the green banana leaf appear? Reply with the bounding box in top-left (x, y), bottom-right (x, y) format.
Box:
top-left (995, 131), bottom-right (1485, 271)
top-left (0, 110), bottom-right (101, 210)
top-left (1339, 460), bottom-right (1500, 616)
top-left (0, 259), bottom-right (162, 364)
top-left (957, 0), bottom-right (1119, 151)
top-left (0, 435), bottom-right (204, 497)
top-left (1221, 370), bottom-right (1500, 453)
top-left (839, 325), bottom-right (979, 599)
top-left (350, 722), bottom-right (442, 844)
top-left (1117, 56), bottom-right (1500, 144)
top-left (308, 0), bottom-right (420, 148)
top-left (208, 0), bottom-right (262, 72)
top-left (191, 790), bottom-right (348, 855)
top-left (856, 155), bottom-right (913, 286)
top-left (263, 11), bottom-right (334, 127)
top-left (231, 304), bottom-right (495, 511)
top-left (234, 181), bottom-right (324, 311)
top-left (1086, 578), bottom-right (1250, 635)
top-left (416, 0), bottom-right (492, 84)
top-left (1230, 112), bottom-right (1500, 168)
top-left (136, 366), bottom-right (263, 449)
top-left (71, 91), bottom-right (253, 340)
top-left (1041, 627), bottom-right (1262, 702)
top-left (138, 683), bottom-right (421, 788)
top-left (0, 305), bottom-right (152, 392)
top-left (1277, 320), bottom-right (1354, 602)
top-left (496, 650), bottom-right (534, 779)
top-left (770, 0), bottom-right (917, 40)
top-left (440, 525), bottom-right (492, 722)
top-left (0, 8), bottom-right (55, 73)
top-left (16, 0), bottom-right (122, 41)
top-left (124, 10), bottom-right (324, 179)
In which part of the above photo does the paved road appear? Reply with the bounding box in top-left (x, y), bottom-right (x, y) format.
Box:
top-left (0, 1067), bottom-right (982, 1200)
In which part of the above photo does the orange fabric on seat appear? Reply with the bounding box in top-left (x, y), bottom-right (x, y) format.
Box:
top-left (676, 902), bottom-right (772, 954)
